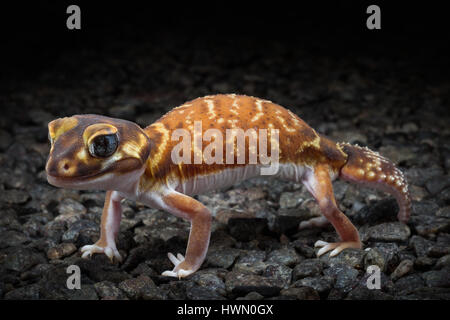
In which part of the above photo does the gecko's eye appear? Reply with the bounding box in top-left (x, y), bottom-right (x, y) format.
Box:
top-left (88, 133), bottom-right (119, 158)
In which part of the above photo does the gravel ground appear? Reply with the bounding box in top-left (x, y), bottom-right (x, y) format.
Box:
top-left (1, 13), bottom-right (449, 300)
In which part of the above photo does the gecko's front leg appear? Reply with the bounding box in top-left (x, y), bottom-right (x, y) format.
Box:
top-left (81, 190), bottom-right (123, 262)
top-left (159, 191), bottom-right (212, 278)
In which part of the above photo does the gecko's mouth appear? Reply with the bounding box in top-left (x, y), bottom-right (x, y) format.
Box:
top-left (46, 157), bottom-right (144, 189)
top-left (46, 171), bottom-right (108, 189)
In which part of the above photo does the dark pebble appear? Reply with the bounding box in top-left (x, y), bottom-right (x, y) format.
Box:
top-left (292, 259), bottom-right (323, 280)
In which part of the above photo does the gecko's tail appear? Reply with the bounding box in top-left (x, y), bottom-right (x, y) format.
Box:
top-left (337, 143), bottom-right (411, 223)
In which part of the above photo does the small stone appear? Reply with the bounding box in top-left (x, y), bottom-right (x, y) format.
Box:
top-left (414, 256), bottom-right (436, 270)
top-left (118, 275), bottom-right (160, 300)
top-left (47, 243), bottom-right (77, 260)
top-left (236, 250), bottom-right (266, 264)
top-left (55, 198), bottom-right (87, 224)
top-left (130, 263), bottom-right (157, 277)
top-left (292, 259), bottom-right (323, 280)
top-left (397, 287), bottom-right (450, 300)
top-left (406, 167), bottom-right (444, 187)
top-left (280, 287), bottom-right (320, 300)
top-left (410, 235), bottom-right (434, 257)
top-left (345, 285), bottom-right (393, 300)
top-left (0, 189), bottom-right (30, 205)
top-left (378, 145), bottom-right (415, 165)
top-left (390, 259), bottom-right (414, 281)
top-left (424, 175), bottom-right (450, 195)
top-left (364, 248), bottom-right (386, 271)
top-left (186, 285), bottom-right (226, 300)
top-left (4, 284), bottom-right (40, 300)
top-left (324, 264), bottom-right (359, 293)
top-left (56, 198), bottom-right (87, 215)
top-left (236, 291), bottom-right (264, 300)
top-left (191, 270), bottom-right (227, 296)
top-left (225, 271), bottom-right (282, 297)
top-left (0, 230), bottom-right (29, 248)
top-left (67, 285), bottom-right (99, 300)
top-left (292, 276), bottom-right (334, 294)
top-left (94, 281), bottom-right (125, 299)
top-left (20, 263), bottom-right (54, 281)
top-left (366, 222), bottom-right (411, 242)
top-left (266, 247), bottom-right (302, 267)
top-left (61, 219), bottom-right (98, 244)
top-left (436, 206), bottom-right (450, 218)
top-left (279, 191), bottom-right (304, 209)
top-left (421, 268), bottom-right (450, 288)
top-left (412, 215), bottom-right (450, 236)
top-left (4, 247), bottom-right (46, 273)
top-left (292, 240), bottom-right (316, 258)
top-left (394, 273), bottom-right (426, 295)
top-left (372, 243), bottom-right (400, 273)
top-left (320, 248), bottom-right (366, 269)
top-left (436, 255), bottom-right (450, 269)
top-left (427, 244), bottom-right (450, 258)
top-left (262, 263), bottom-right (293, 289)
top-left (206, 247), bottom-right (241, 269)
top-left (233, 261), bottom-right (268, 275)
top-left (412, 200), bottom-right (439, 216)
top-left (409, 185), bottom-right (429, 202)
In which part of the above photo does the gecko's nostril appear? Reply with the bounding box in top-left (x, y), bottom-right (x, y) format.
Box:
top-left (61, 160), bottom-right (71, 173)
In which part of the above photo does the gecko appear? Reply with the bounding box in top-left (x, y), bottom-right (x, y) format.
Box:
top-left (45, 94), bottom-right (411, 278)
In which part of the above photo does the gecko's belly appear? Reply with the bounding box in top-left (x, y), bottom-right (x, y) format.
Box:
top-left (173, 163), bottom-right (311, 196)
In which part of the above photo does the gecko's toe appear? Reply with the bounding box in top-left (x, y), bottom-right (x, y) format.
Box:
top-left (163, 252), bottom-right (195, 278)
top-left (162, 270), bottom-right (178, 277)
top-left (80, 243), bottom-right (122, 263)
top-left (314, 240), bottom-right (362, 257)
top-left (161, 268), bottom-right (193, 279)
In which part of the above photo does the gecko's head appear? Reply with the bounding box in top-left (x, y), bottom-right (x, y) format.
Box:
top-left (46, 115), bottom-right (151, 190)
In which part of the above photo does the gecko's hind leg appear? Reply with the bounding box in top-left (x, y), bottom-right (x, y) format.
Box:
top-left (303, 164), bottom-right (362, 257)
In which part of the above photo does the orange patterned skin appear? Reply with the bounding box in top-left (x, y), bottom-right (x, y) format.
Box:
top-left (45, 94), bottom-right (411, 278)
top-left (143, 94), bottom-right (346, 185)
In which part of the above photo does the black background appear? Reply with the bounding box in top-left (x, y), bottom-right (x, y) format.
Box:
top-left (1, 1), bottom-right (449, 87)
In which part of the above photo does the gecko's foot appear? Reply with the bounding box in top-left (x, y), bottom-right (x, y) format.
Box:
top-left (80, 243), bottom-right (122, 263)
top-left (314, 240), bottom-right (362, 257)
top-left (299, 216), bottom-right (329, 230)
top-left (161, 252), bottom-right (195, 279)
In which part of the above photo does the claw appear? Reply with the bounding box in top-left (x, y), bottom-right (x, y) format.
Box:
top-left (314, 240), bottom-right (362, 257)
top-left (162, 252), bottom-right (194, 279)
top-left (80, 243), bottom-right (122, 263)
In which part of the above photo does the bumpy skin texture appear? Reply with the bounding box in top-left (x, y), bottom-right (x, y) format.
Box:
top-left (45, 94), bottom-right (411, 278)
top-left (143, 94), bottom-right (347, 184)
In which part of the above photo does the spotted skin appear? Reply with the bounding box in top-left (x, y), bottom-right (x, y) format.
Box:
top-left (45, 94), bottom-right (411, 278)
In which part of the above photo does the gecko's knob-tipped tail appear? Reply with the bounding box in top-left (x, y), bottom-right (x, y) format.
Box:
top-left (338, 143), bottom-right (411, 223)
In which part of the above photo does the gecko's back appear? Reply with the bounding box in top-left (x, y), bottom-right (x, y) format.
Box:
top-left (143, 94), bottom-right (347, 187)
